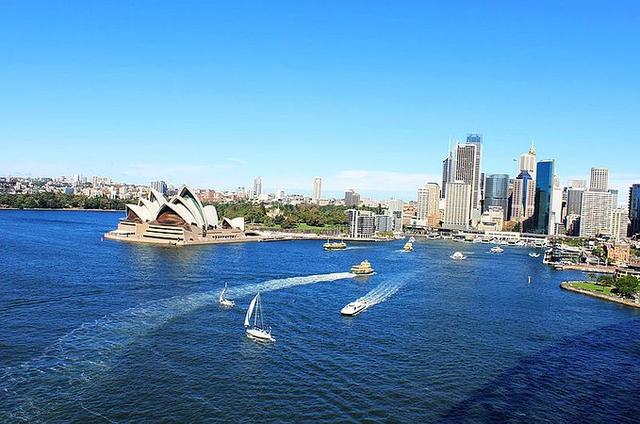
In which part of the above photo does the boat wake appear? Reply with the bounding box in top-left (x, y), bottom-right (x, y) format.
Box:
top-left (0, 272), bottom-right (354, 421)
top-left (357, 280), bottom-right (403, 307)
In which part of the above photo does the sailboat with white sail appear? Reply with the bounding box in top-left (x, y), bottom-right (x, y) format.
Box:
top-left (219, 283), bottom-right (235, 308)
top-left (244, 292), bottom-right (275, 342)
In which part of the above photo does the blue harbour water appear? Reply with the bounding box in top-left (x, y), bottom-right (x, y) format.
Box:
top-left (1, 210), bottom-right (639, 422)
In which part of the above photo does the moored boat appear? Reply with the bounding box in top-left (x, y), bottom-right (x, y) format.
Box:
top-left (490, 246), bottom-right (504, 254)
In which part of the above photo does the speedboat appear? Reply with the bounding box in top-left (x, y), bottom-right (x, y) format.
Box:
top-left (529, 252), bottom-right (541, 258)
top-left (490, 246), bottom-right (504, 254)
top-left (323, 240), bottom-right (347, 250)
top-left (450, 251), bottom-right (466, 260)
top-left (351, 260), bottom-right (375, 275)
top-left (340, 300), bottom-right (369, 316)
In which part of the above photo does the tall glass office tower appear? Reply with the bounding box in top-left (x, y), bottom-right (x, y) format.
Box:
top-left (629, 184), bottom-right (640, 237)
top-left (531, 160), bottom-right (554, 234)
top-left (484, 174), bottom-right (509, 219)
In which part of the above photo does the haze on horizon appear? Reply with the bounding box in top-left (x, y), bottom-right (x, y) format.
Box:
top-left (1, 1), bottom-right (639, 200)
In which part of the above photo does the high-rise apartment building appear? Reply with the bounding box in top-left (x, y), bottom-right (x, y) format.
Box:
top-left (454, 135), bottom-right (482, 211)
top-left (417, 183), bottom-right (440, 227)
top-left (253, 176), bottom-right (262, 198)
top-left (347, 209), bottom-right (375, 238)
top-left (312, 177), bottom-right (322, 203)
top-left (611, 207), bottom-right (629, 241)
top-left (589, 167), bottom-right (608, 192)
top-left (344, 189), bottom-right (360, 207)
top-left (443, 181), bottom-right (471, 230)
top-left (150, 180), bottom-right (168, 194)
top-left (579, 190), bottom-right (613, 237)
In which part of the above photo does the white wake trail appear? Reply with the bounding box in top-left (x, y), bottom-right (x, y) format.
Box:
top-left (357, 281), bottom-right (404, 306)
top-left (0, 272), bottom-right (354, 421)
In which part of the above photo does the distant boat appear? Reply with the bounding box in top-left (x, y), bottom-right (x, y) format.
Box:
top-left (409, 236), bottom-right (416, 243)
top-left (529, 252), bottom-right (541, 258)
top-left (528, 276), bottom-right (532, 284)
top-left (403, 241), bottom-right (414, 252)
top-left (244, 293), bottom-right (275, 342)
top-left (450, 251), bottom-right (466, 260)
top-left (219, 283), bottom-right (235, 308)
top-left (351, 260), bottom-right (375, 275)
top-left (490, 246), bottom-right (504, 254)
top-left (340, 299), bottom-right (369, 316)
top-left (323, 240), bottom-right (347, 250)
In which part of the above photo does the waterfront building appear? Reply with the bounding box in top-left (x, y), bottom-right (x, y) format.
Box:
top-left (454, 136), bottom-right (482, 212)
top-left (531, 160), bottom-right (555, 234)
top-left (589, 167), bottom-right (608, 192)
top-left (391, 210), bottom-right (403, 232)
top-left (344, 189), bottom-right (361, 207)
top-left (611, 207), bottom-right (629, 241)
top-left (484, 174), bottom-right (509, 220)
top-left (478, 206), bottom-right (504, 232)
top-left (150, 180), bottom-right (168, 195)
top-left (629, 184), bottom-right (640, 237)
top-left (253, 177), bottom-right (262, 198)
top-left (374, 213), bottom-right (395, 234)
top-left (105, 186), bottom-right (248, 245)
top-left (417, 183), bottom-right (440, 227)
top-left (312, 177), bottom-right (322, 203)
top-left (579, 190), bottom-right (613, 238)
top-left (443, 181), bottom-right (471, 230)
top-left (402, 204), bottom-right (417, 227)
top-left (510, 171), bottom-right (535, 225)
top-left (347, 209), bottom-right (375, 238)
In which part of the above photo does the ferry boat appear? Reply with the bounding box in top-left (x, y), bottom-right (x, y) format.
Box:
top-left (340, 300), bottom-right (369, 316)
top-left (450, 251), bottom-right (466, 260)
top-left (403, 241), bottom-right (414, 252)
top-left (323, 240), bottom-right (347, 250)
top-left (490, 246), bottom-right (504, 254)
top-left (350, 260), bottom-right (374, 275)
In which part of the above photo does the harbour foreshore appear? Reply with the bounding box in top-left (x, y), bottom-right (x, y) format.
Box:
top-left (560, 281), bottom-right (640, 309)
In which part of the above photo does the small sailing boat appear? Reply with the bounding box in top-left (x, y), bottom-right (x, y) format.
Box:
top-left (244, 292), bottom-right (275, 342)
top-left (219, 283), bottom-right (235, 308)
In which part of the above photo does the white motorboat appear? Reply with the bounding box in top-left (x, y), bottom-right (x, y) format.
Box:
top-left (409, 236), bottom-right (416, 243)
top-left (529, 252), bottom-right (541, 258)
top-left (490, 246), bottom-right (504, 254)
top-left (244, 293), bottom-right (275, 342)
top-left (450, 251), bottom-right (466, 260)
top-left (219, 283), bottom-right (235, 308)
top-left (340, 300), bottom-right (369, 316)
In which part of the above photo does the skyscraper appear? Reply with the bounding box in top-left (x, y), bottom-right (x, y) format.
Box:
top-left (531, 160), bottom-right (555, 234)
top-left (312, 177), bottom-right (322, 203)
top-left (454, 136), bottom-right (482, 212)
top-left (611, 207), bottom-right (629, 241)
top-left (441, 151), bottom-right (453, 199)
top-left (629, 184), bottom-right (640, 237)
top-left (519, 143), bottom-right (537, 180)
top-left (150, 180), bottom-right (168, 194)
top-left (443, 181), bottom-right (471, 230)
top-left (590, 167), bottom-right (609, 192)
top-left (580, 191), bottom-right (613, 237)
top-left (511, 171), bottom-right (535, 225)
top-left (484, 174), bottom-right (509, 220)
top-left (566, 188), bottom-right (585, 216)
top-left (253, 176), bottom-right (262, 198)
top-left (417, 183), bottom-right (440, 227)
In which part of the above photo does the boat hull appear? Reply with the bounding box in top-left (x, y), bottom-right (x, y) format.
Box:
top-left (246, 328), bottom-right (275, 342)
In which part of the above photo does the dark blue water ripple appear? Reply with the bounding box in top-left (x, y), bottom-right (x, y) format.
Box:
top-left (1, 210), bottom-right (639, 422)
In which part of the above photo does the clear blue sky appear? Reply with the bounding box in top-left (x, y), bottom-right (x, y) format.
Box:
top-left (1, 1), bottom-right (639, 200)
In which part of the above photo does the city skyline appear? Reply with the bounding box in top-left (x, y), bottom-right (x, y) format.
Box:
top-left (1, 2), bottom-right (639, 198)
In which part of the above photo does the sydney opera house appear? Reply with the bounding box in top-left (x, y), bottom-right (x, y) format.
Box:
top-left (105, 186), bottom-right (253, 245)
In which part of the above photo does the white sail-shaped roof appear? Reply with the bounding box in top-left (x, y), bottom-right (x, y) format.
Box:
top-left (171, 196), bottom-right (205, 229)
top-left (222, 217), bottom-right (245, 231)
top-left (126, 204), bottom-right (153, 222)
top-left (155, 202), bottom-right (199, 226)
top-left (203, 205), bottom-right (219, 228)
